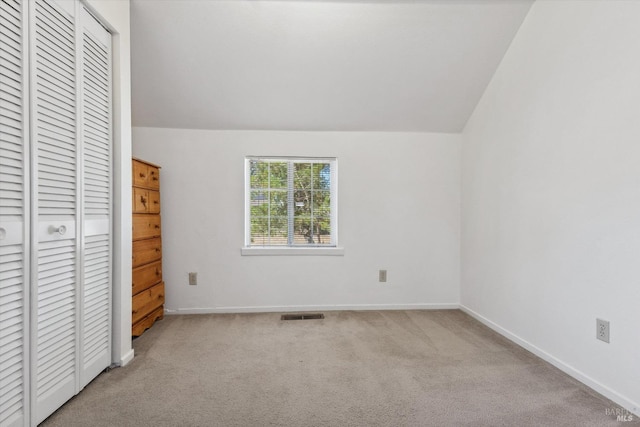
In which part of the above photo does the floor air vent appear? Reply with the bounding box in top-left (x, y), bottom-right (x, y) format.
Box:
top-left (281, 313), bottom-right (325, 321)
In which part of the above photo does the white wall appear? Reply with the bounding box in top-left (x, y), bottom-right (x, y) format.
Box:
top-left (133, 128), bottom-right (460, 312)
top-left (85, 0), bottom-right (133, 367)
top-left (462, 0), bottom-right (640, 414)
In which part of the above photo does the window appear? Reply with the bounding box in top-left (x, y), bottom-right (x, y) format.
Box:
top-left (245, 157), bottom-right (337, 249)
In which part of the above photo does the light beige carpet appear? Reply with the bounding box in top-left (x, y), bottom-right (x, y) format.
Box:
top-left (42, 310), bottom-right (635, 426)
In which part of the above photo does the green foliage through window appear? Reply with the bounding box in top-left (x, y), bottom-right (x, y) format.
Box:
top-left (247, 158), bottom-right (335, 246)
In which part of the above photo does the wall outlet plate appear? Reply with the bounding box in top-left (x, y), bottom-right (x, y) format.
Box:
top-left (188, 272), bottom-right (197, 286)
top-left (596, 318), bottom-right (609, 343)
top-left (379, 270), bottom-right (387, 282)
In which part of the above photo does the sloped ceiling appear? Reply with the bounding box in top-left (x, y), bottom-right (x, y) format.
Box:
top-left (131, 0), bottom-right (534, 132)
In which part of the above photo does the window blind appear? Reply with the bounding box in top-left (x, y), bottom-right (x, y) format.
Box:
top-left (247, 157), bottom-right (336, 247)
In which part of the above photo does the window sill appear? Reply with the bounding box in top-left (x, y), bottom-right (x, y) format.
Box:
top-left (241, 247), bottom-right (345, 256)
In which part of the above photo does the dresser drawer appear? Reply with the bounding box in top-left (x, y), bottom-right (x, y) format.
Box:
top-left (133, 187), bottom-right (148, 213)
top-left (132, 188), bottom-right (160, 214)
top-left (148, 190), bottom-right (160, 213)
top-left (147, 165), bottom-right (160, 190)
top-left (132, 237), bottom-right (162, 268)
top-left (133, 214), bottom-right (161, 240)
top-left (132, 260), bottom-right (162, 295)
top-left (133, 160), bottom-right (148, 187)
top-left (132, 281), bottom-right (165, 325)
top-left (133, 159), bottom-right (161, 189)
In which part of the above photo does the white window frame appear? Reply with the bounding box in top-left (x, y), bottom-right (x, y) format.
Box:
top-left (242, 156), bottom-right (344, 256)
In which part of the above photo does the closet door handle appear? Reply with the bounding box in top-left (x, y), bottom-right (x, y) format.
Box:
top-left (49, 225), bottom-right (67, 235)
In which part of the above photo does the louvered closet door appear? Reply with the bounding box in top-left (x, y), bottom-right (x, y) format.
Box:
top-left (0, 1), bottom-right (29, 426)
top-left (1, 0), bottom-right (112, 424)
top-left (31, 0), bottom-right (79, 422)
top-left (79, 7), bottom-right (111, 388)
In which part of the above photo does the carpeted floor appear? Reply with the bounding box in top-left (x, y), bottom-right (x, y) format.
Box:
top-left (41, 310), bottom-right (634, 426)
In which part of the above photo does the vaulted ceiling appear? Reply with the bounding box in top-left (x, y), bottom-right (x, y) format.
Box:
top-left (130, 0), bottom-right (534, 132)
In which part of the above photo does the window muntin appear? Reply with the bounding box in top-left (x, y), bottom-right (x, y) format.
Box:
top-left (246, 157), bottom-right (336, 247)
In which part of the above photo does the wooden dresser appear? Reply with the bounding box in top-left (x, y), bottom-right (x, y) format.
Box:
top-left (132, 158), bottom-right (165, 336)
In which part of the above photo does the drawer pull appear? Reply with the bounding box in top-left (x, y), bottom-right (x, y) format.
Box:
top-left (154, 224), bottom-right (160, 229)
top-left (139, 172), bottom-right (145, 178)
top-left (155, 268), bottom-right (161, 276)
top-left (140, 195), bottom-right (147, 206)
top-left (153, 200), bottom-right (159, 204)
top-left (155, 248), bottom-right (161, 252)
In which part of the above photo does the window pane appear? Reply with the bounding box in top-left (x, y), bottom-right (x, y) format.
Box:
top-left (294, 190), bottom-right (311, 216)
top-left (270, 190), bottom-right (287, 216)
top-left (312, 163), bottom-right (331, 190)
top-left (270, 217), bottom-right (288, 245)
top-left (293, 217), bottom-right (312, 244)
top-left (269, 162), bottom-right (288, 189)
top-left (250, 161), bottom-right (269, 189)
top-left (312, 190), bottom-right (330, 217)
top-left (313, 217), bottom-right (331, 244)
top-left (250, 191), bottom-right (268, 217)
top-left (250, 217), bottom-right (269, 245)
top-left (294, 163), bottom-right (311, 190)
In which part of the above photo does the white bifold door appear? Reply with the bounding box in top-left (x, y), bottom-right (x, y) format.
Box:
top-left (0, 0), bottom-right (113, 425)
top-left (0, 0), bottom-right (29, 425)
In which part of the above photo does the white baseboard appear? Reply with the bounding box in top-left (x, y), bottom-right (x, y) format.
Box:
top-left (460, 305), bottom-right (639, 417)
top-left (164, 303), bottom-right (460, 315)
top-left (118, 349), bottom-right (135, 367)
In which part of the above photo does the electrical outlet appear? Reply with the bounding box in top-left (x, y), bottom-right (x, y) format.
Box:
top-left (188, 272), bottom-right (198, 286)
top-left (379, 270), bottom-right (387, 283)
top-left (596, 318), bottom-right (609, 343)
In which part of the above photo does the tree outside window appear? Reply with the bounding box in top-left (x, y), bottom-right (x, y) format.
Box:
top-left (247, 158), bottom-right (336, 247)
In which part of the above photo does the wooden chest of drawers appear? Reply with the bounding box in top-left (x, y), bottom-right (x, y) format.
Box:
top-left (132, 158), bottom-right (164, 336)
